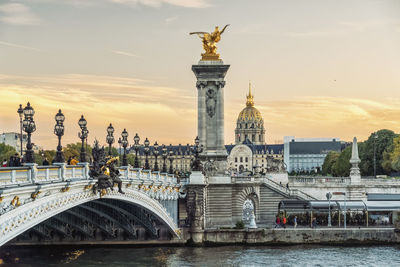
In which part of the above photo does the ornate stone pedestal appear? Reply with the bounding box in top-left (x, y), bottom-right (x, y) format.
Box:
top-left (192, 60), bottom-right (230, 175)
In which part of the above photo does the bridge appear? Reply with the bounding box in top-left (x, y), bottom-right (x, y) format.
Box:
top-left (0, 163), bottom-right (184, 246)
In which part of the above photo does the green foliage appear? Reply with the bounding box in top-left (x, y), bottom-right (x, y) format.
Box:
top-left (235, 220), bottom-right (245, 229)
top-left (331, 146), bottom-right (352, 177)
top-left (0, 143), bottom-right (17, 164)
top-left (384, 136), bottom-right (400, 172)
top-left (34, 150), bottom-right (56, 165)
top-left (322, 151), bottom-right (340, 176)
top-left (360, 129), bottom-right (398, 176)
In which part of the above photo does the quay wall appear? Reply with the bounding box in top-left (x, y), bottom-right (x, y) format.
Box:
top-left (7, 228), bottom-right (400, 246)
top-left (194, 228), bottom-right (400, 245)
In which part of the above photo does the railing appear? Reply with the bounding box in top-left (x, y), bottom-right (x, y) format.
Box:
top-left (262, 177), bottom-right (316, 200)
top-left (0, 164), bottom-right (177, 188)
top-left (289, 176), bottom-right (351, 185)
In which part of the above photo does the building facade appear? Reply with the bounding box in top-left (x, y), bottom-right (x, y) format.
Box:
top-left (234, 84), bottom-right (265, 145)
top-left (284, 136), bottom-right (341, 173)
top-left (133, 84), bottom-right (284, 175)
top-left (1, 132), bottom-right (27, 154)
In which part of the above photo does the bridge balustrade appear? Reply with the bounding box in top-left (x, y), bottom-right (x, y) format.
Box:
top-left (0, 167), bottom-right (31, 186)
top-left (289, 176), bottom-right (351, 185)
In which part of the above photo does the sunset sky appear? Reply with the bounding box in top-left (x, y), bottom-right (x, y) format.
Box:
top-left (1, 0), bottom-right (400, 150)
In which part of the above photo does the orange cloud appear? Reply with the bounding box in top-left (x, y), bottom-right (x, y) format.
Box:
top-left (1, 74), bottom-right (399, 150)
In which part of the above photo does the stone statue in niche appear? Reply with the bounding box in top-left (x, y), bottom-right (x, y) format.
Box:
top-left (206, 89), bottom-right (216, 118)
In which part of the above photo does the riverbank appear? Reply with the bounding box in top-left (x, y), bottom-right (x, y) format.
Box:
top-left (195, 227), bottom-right (400, 245)
top-left (6, 227), bottom-right (400, 247)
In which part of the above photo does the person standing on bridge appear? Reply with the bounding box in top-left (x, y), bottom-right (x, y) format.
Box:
top-left (294, 216), bottom-right (298, 228)
top-left (42, 158), bottom-right (49, 166)
top-left (70, 157), bottom-right (78, 165)
top-left (2, 159), bottom-right (7, 167)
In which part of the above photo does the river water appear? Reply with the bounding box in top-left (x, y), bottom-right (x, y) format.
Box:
top-left (1, 245), bottom-right (399, 266)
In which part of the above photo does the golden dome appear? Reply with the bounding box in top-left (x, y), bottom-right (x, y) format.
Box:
top-left (237, 82), bottom-right (263, 122)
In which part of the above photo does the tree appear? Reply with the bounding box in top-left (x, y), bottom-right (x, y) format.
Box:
top-left (0, 144), bottom-right (17, 165)
top-left (34, 150), bottom-right (56, 165)
top-left (331, 146), bottom-right (352, 177)
top-left (322, 151), bottom-right (340, 176)
top-left (360, 129), bottom-right (398, 176)
top-left (383, 136), bottom-right (400, 172)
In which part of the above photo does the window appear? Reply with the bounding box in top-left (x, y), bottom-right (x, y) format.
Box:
top-left (235, 157), bottom-right (238, 163)
top-left (245, 157), bottom-right (248, 162)
top-left (240, 157), bottom-right (243, 163)
top-left (259, 135), bottom-right (262, 142)
top-left (244, 134), bottom-right (248, 140)
top-left (252, 135), bottom-right (255, 141)
top-left (245, 123), bottom-right (248, 129)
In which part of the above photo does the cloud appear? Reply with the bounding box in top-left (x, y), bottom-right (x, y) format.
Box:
top-left (0, 74), bottom-right (196, 149)
top-left (224, 96), bottom-right (400, 144)
top-left (109, 0), bottom-right (210, 8)
top-left (0, 3), bottom-right (40, 25)
top-left (0, 40), bottom-right (42, 52)
top-left (165, 15), bottom-right (178, 24)
top-left (111, 50), bottom-right (140, 58)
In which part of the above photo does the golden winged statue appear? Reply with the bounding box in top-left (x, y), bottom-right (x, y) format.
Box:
top-left (190, 24), bottom-right (230, 60)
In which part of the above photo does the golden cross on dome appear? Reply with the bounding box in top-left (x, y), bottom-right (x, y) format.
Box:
top-left (246, 80), bottom-right (254, 107)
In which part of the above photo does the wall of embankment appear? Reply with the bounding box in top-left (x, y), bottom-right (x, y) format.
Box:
top-left (188, 228), bottom-right (400, 245)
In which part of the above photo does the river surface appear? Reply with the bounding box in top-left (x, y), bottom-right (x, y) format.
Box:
top-left (1, 245), bottom-right (399, 266)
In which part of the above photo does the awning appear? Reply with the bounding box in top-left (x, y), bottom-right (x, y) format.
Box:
top-left (278, 200), bottom-right (310, 210)
top-left (367, 194), bottom-right (400, 201)
top-left (309, 201), bottom-right (338, 210)
top-left (366, 201), bottom-right (400, 211)
top-left (336, 201), bottom-right (366, 210)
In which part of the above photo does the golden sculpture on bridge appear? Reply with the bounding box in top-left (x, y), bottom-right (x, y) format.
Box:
top-left (190, 24), bottom-right (229, 60)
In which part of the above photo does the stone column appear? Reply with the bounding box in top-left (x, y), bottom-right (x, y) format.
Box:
top-left (192, 60), bottom-right (230, 174)
top-left (350, 137), bottom-right (361, 184)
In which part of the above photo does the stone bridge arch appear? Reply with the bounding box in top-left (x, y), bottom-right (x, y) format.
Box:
top-left (0, 187), bottom-right (180, 246)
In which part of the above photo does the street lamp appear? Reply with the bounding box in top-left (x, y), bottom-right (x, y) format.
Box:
top-left (133, 133), bottom-right (140, 168)
top-left (17, 104), bottom-right (24, 156)
top-left (22, 102), bottom-right (36, 163)
top-left (54, 109), bottom-right (65, 163)
top-left (161, 144), bottom-right (168, 173)
top-left (118, 137), bottom-right (122, 163)
top-left (153, 141), bottom-right (159, 172)
top-left (191, 136), bottom-right (203, 171)
top-left (106, 123), bottom-right (115, 156)
top-left (143, 137), bottom-right (150, 170)
top-left (373, 132), bottom-right (378, 178)
top-left (121, 128), bottom-right (129, 166)
top-left (78, 115), bottom-right (88, 162)
top-left (168, 145), bottom-right (174, 174)
top-left (326, 192), bottom-right (332, 227)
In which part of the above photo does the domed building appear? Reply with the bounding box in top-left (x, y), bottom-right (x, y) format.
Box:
top-left (235, 84), bottom-right (265, 145)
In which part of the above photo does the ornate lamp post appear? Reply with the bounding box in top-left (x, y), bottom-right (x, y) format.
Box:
top-left (191, 136), bottom-right (203, 171)
top-left (143, 137), bottom-right (150, 170)
top-left (133, 133), bottom-right (140, 168)
top-left (121, 128), bottom-right (129, 166)
top-left (54, 109), bottom-right (65, 163)
top-left (153, 141), bottom-right (159, 172)
top-left (168, 145), bottom-right (174, 174)
top-left (22, 102), bottom-right (36, 163)
top-left (106, 123), bottom-right (115, 156)
top-left (17, 104), bottom-right (24, 156)
top-left (78, 115), bottom-right (88, 162)
top-left (373, 132), bottom-right (378, 178)
top-left (161, 144), bottom-right (168, 173)
top-left (118, 137), bottom-right (122, 162)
